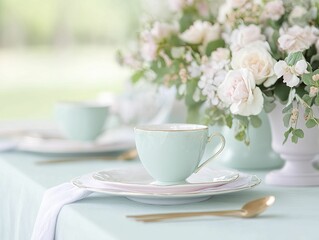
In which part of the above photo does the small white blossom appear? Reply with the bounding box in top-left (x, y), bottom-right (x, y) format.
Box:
top-left (290, 108), bottom-right (299, 125)
top-left (179, 68), bottom-right (188, 83)
top-left (274, 60), bottom-right (308, 87)
top-left (197, 51), bottom-right (230, 106)
top-left (313, 74), bottom-right (319, 82)
top-left (198, 75), bottom-right (220, 105)
top-left (188, 61), bottom-right (201, 78)
top-left (185, 51), bottom-right (193, 62)
top-left (309, 86), bottom-right (319, 97)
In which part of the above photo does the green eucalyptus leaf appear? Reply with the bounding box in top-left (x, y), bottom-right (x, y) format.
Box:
top-left (186, 104), bottom-right (202, 124)
top-left (179, 12), bottom-right (195, 32)
top-left (302, 94), bottom-right (313, 106)
top-left (282, 103), bottom-right (292, 114)
top-left (264, 100), bottom-right (276, 113)
top-left (225, 115), bottom-right (233, 128)
top-left (234, 115), bottom-right (249, 127)
top-left (131, 69), bottom-right (145, 83)
top-left (263, 94), bottom-right (276, 113)
top-left (235, 130), bottom-right (245, 142)
top-left (302, 73), bottom-right (314, 86)
top-left (205, 39), bottom-right (225, 56)
top-left (285, 52), bottom-right (304, 66)
top-left (310, 54), bottom-right (319, 70)
top-left (274, 82), bottom-right (290, 102)
top-left (283, 113), bottom-right (291, 127)
top-left (306, 118), bottom-right (317, 128)
top-left (286, 89), bottom-right (296, 106)
top-left (269, 30), bottom-right (280, 56)
top-left (293, 129), bottom-right (304, 138)
top-left (315, 95), bottom-right (319, 106)
top-left (291, 135), bottom-right (298, 143)
top-left (185, 80), bottom-right (198, 107)
top-left (283, 127), bottom-right (293, 144)
top-left (250, 115), bottom-right (262, 128)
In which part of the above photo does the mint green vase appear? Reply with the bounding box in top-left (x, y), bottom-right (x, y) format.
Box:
top-left (216, 111), bottom-right (283, 170)
top-left (168, 100), bottom-right (283, 170)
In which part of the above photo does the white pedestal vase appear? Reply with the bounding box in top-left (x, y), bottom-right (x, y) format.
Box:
top-left (217, 111), bottom-right (283, 170)
top-left (266, 104), bottom-right (319, 186)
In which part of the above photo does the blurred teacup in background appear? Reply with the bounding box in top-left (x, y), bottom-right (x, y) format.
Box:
top-left (55, 101), bottom-right (110, 141)
top-left (134, 124), bottom-right (225, 185)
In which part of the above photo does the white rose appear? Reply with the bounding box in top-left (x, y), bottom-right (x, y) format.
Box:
top-left (278, 26), bottom-right (317, 53)
top-left (230, 24), bottom-right (266, 52)
top-left (217, 68), bottom-right (264, 116)
top-left (231, 41), bottom-right (277, 86)
top-left (263, 0), bottom-right (285, 21)
top-left (288, 6), bottom-right (307, 23)
top-left (180, 21), bottom-right (221, 45)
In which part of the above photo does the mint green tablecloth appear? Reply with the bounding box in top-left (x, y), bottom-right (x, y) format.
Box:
top-left (1, 151), bottom-right (318, 240)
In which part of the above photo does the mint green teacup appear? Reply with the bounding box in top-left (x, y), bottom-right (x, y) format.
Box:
top-left (134, 124), bottom-right (225, 185)
top-left (55, 101), bottom-right (110, 141)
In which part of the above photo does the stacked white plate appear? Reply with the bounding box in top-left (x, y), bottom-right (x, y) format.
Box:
top-left (71, 166), bottom-right (261, 205)
top-left (11, 128), bottom-right (135, 154)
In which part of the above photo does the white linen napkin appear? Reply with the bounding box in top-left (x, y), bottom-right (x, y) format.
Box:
top-left (31, 183), bottom-right (91, 240)
top-left (0, 140), bottom-right (17, 152)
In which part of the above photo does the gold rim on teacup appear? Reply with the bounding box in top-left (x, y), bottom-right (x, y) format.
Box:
top-left (134, 124), bottom-right (208, 132)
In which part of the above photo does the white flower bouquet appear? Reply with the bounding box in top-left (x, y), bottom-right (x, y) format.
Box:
top-left (119, 0), bottom-right (319, 144)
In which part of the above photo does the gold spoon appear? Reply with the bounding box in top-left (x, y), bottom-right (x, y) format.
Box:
top-left (36, 149), bottom-right (138, 164)
top-left (127, 196), bottom-right (275, 222)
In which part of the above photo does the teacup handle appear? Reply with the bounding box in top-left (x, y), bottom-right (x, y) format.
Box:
top-left (194, 132), bottom-right (225, 173)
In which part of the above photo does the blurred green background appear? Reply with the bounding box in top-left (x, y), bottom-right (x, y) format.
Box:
top-left (0, 0), bottom-right (144, 120)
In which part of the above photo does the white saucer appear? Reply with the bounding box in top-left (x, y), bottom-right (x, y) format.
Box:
top-left (71, 172), bottom-right (261, 205)
top-left (92, 167), bottom-right (239, 193)
top-left (17, 128), bottom-right (135, 154)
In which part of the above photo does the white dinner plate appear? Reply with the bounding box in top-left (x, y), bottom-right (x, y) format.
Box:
top-left (71, 172), bottom-right (261, 205)
top-left (92, 167), bottom-right (239, 193)
top-left (17, 128), bottom-right (135, 154)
